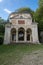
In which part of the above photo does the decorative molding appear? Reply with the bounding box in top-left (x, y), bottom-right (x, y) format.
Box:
top-left (9, 14), bottom-right (32, 19)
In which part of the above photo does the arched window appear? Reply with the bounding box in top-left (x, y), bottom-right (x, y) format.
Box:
top-left (11, 28), bottom-right (16, 41)
top-left (18, 27), bottom-right (25, 41)
top-left (26, 28), bottom-right (32, 41)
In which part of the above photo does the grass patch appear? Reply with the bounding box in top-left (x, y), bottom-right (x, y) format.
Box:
top-left (0, 44), bottom-right (43, 65)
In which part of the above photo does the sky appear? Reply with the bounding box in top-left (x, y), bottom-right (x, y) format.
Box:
top-left (0, 0), bottom-right (38, 20)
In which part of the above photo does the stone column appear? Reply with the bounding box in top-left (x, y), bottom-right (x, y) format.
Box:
top-left (25, 31), bottom-right (26, 42)
top-left (16, 29), bottom-right (18, 43)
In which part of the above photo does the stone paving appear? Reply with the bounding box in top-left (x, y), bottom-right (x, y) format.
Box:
top-left (15, 50), bottom-right (43, 65)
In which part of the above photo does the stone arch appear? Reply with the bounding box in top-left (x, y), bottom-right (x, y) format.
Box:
top-left (18, 27), bottom-right (25, 41)
top-left (26, 28), bottom-right (32, 41)
top-left (11, 28), bottom-right (16, 41)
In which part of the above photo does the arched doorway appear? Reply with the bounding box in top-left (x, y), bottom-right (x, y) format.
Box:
top-left (26, 28), bottom-right (32, 41)
top-left (18, 27), bottom-right (25, 41)
top-left (11, 28), bottom-right (16, 41)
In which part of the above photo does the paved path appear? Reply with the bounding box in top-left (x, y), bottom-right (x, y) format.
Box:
top-left (15, 50), bottom-right (43, 65)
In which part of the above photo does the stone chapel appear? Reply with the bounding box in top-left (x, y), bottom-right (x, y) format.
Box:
top-left (4, 12), bottom-right (39, 44)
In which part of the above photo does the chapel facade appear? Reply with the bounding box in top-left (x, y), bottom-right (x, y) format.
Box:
top-left (4, 12), bottom-right (39, 44)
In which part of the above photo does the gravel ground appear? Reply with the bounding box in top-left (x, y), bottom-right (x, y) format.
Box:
top-left (15, 50), bottom-right (43, 65)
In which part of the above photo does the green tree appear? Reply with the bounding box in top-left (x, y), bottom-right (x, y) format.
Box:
top-left (0, 17), bottom-right (5, 35)
top-left (39, 0), bottom-right (43, 7)
top-left (34, 0), bottom-right (43, 31)
top-left (0, 17), bottom-right (6, 44)
top-left (34, 0), bottom-right (43, 42)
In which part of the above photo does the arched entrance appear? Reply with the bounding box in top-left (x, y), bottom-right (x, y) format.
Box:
top-left (11, 28), bottom-right (16, 41)
top-left (26, 28), bottom-right (32, 41)
top-left (18, 27), bottom-right (25, 41)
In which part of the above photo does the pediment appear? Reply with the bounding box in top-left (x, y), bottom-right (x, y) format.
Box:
top-left (14, 15), bottom-right (25, 19)
top-left (9, 14), bottom-right (32, 19)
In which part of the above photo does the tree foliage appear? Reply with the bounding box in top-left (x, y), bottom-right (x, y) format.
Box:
top-left (0, 17), bottom-right (5, 35)
top-left (34, 0), bottom-right (43, 31)
top-left (39, 0), bottom-right (43, 7)
top-left (16, 7), bottom-right (34, 21)
top-left (16, 7), bottom-right (33, 13)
